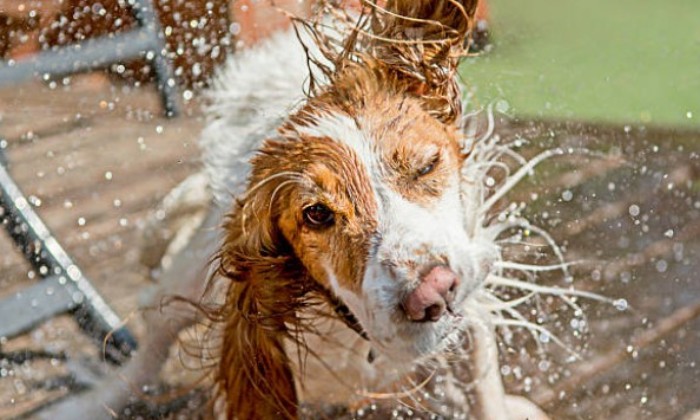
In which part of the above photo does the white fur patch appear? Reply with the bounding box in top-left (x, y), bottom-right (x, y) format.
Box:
top-left (201, 29), bottom-right (329, 207)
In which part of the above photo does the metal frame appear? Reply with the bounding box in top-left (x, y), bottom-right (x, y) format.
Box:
top-left (0, 0), bottom-right (179, 117)
top-left (0, 0), bottom-right (182, 363)
top-left (0, 148), bottom-right (137, 363)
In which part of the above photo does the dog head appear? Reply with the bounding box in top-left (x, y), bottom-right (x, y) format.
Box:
top-left (214, 1), bottom-right (489, 418)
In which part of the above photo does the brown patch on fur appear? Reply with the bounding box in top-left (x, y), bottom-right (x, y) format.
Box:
top-left (309, 64), bottom-right (463, 207)
top-left (269, 135), bottom-right (379, 294)
top-left (365, 93), bottom-right (462, 206)
top-left (368, 0), bottom-right (479, 124)
top-left (213, 134), bottom-right (377, 418)
top-left (298, 0), bottom-right (479, 124)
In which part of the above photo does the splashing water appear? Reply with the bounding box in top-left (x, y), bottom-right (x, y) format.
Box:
top-left (458, 106), bottom-right (619, 360)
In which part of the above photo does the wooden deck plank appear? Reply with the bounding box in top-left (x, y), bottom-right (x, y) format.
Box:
top-left (1, 78), bottom-right (200, 302)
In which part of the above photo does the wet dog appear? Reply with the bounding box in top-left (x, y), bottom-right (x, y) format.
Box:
top-left (44, 2), bottom-right (556, 418)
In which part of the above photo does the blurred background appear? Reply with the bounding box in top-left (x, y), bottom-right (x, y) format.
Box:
top-left (1, 0), bottom-right (699, 418)
top-left (463, 0), bottom-right (700, 129)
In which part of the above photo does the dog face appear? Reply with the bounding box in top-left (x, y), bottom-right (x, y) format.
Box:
top-left (248, 87), bottom-right (496, 362)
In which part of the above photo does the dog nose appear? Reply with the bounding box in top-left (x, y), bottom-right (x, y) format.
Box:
top-left (402, 265), bottom-right (459, 322)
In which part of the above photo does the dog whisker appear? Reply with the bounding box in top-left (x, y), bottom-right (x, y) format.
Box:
top-left (477, 289), bottom-right (536, 311)
top-left (493, 319), bottom-right (582, 361)
top-left (480, 148), bottom-right (567, 215)
top-left (494, 260), bottom-right (577, 273)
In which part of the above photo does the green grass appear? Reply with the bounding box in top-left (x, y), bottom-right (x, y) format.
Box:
top-left (460, 0), bottom-right (700, 129)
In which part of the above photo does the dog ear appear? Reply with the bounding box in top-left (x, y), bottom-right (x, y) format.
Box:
top-left (369, 0), bottom-right (480, 124)
top-left (213, 152), bottom-right (309, 419)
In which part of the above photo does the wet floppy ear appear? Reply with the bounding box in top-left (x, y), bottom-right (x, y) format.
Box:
top-left (216, 278), bottom-right (298, 419)
top-left (369, 0), bottom-right (480, 124)
top-left (214, 154), bottom-right (307, 419)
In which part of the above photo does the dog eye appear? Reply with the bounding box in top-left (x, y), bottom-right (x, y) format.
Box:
top-left (303, 204), bottom-right (335, 227)
top-left (417, 156), bottom-right (439, 177)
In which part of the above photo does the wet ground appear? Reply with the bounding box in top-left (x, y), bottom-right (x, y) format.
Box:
top-left (1, 79), bottom-right (699, 419)
top-left (0, 77), bottom-right (204, 418)
top-left (492, 119), bottom-right (700, 419)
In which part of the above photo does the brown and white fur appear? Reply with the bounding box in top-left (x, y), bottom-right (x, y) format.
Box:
top-left (41, 1), bottom-right (612, 419)
top-left (201, 1), bottom-right (551, 418)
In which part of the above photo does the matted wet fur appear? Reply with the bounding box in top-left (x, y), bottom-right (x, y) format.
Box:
top-left (206, 1), bottom-right (484, 418)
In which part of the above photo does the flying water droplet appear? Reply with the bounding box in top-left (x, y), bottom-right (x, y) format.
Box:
top-left (66, 265), bottom-right (81, 281)
top-left (628, 204), bottom-right (640, 217)
top-left (613, 298), bottom-right (628, 311)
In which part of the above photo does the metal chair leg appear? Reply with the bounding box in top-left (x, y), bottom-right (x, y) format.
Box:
top-left (132, 0), bottom-right (181, 118)
top-left (0, 153), bottom-right (137, 364)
